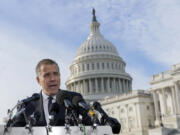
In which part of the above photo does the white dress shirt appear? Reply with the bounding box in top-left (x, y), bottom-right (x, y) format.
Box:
top-left (42, 91), bottom-right (56, 124)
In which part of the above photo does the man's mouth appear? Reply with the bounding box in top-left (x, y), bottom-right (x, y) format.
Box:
top-left (49, 84), bottom-right (57, 88)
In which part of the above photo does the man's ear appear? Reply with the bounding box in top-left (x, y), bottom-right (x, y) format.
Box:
top-left (36, 76), bottom-right (40, 84)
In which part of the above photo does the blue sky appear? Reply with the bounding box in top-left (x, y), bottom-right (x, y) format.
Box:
top-left (0, 0), bottom-right (180, 123)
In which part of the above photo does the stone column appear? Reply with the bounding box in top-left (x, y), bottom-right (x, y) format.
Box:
top-left (134, 103), bottom-right (140, 128)
top-left (113, 78), bottom-right (116, 93)
top-left (130, 81), bottom-right (132, 91)
top-left (162, 88), bottom-right (167, 116)
top-left (107, 78), bottom-right (111, 92)
top-left (126, 81), bottom-right (129, 92)
top-left (89, 79), bottom-right (93, 94)
top-left (152, 91), bottom-right (161, 126)
top-left (80, 81), bottom-right (83, 94)
top-left (171, 86), bottom-right (177, 114)
top-left (72, 83), bottom-right (75, 91)
top-left (83, 80), bottom-right (86, 95)
top-left (126, 80), bottom-right (129, 92)
top-left (122, 79), bottom-right (125, 92)
top-left (77, 81), bottom-right (80, 93)
top-left (95, 78), bottom-right (98, 93)
top-left (101, 78), bottom-right (104, 93)
top-left (174, 81), bottom-right (180, 114)
top-left (119, 79), bottom-right (122, 93)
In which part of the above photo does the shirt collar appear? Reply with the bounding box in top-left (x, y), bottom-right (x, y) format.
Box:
top-left (42, 90), bottom-right (56, 101)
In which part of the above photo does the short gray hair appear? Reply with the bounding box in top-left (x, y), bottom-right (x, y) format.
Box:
top-left (36, 59), bottom-right (59, 76)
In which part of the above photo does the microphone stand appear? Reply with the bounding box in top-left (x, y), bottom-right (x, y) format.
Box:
top-left (23, 108), bottom-right (34, 134)
top-left (3, 100), bottom-right (24, 135)
top-left (64, 109), bottom-right (71, 134)
top-left (46, 121), bottom-right (52, 135)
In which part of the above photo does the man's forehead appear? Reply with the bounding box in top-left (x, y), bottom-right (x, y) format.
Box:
top-left (40, 64), bottom-right (59, 72)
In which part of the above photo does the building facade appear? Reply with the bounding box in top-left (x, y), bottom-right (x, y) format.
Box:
top-left (66, 10), bottom-right (180, 135)
top-left (100, 90), bottom-right (155, 135)
top-left (150, 64), bottom-right (180, 129)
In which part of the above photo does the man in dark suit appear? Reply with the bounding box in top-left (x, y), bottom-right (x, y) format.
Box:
top-left (13, 59), bottom-right (91, 126)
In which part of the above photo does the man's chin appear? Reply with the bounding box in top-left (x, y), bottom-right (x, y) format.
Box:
top-left (48, 88), bottom-right (59, 95)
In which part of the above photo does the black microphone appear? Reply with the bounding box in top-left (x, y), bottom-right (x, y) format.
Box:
top-left (13, 102), bottom-right (35, 120)
top-left (72, 96), bottom-right (89, 111)
top-left (93, 101), bottom-right (121, 134)
top-left (30, 111), bottom-right (41, 126)
top-left (72, 96), bottom-right (100, 125)
top-left (21, 93), bottom-right (40, 105)
top-left (56, 91), bottom-right (80, 126)
top-left (56, 91), bottom-right (73, 109)
top-left (49, 102), bottom-right (59, 125)
top-left (10, 102), bottom-right (36, 127)
top-left (72, 96), bottom-right (96, 117)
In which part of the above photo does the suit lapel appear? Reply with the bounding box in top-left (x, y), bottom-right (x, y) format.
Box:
top-left (35, 91), bottom-right (47, 126)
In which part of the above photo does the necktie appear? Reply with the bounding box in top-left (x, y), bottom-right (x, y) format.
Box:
top-left (48, 96), bottom-right (53, 113)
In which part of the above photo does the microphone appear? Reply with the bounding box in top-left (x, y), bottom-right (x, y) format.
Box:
top-left (56, 91), bottom-right (80, 126)
top-left (13, 102), bottom-right (35, 120)
top-left (9, 102), bottom-right (36, 127)
top-left (72, 96), bottom-right (95, 117)
top-left (56, 91), bottom-right (73, 109)
top-left (49, 102), bottom-right (59, 125)
top-left (93, 101), bottom-right (121, 134)
top-left (72, 96), bottom-right (100, 125)
top-left (20, 93), bottom-right (40, 105)
top-left (29, 111), bottom-right (41, 126)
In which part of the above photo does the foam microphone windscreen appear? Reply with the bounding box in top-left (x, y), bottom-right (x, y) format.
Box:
top-left (49, 102), bottom-right (59, 114)
top-left (22, 93), bottom-right (40, 104)
top-left (25, 102), bottom-right (36, 116)
top-left (72, 96), bottom-right (83, 107)
top-left (56, 91), bottom-right (69, 105)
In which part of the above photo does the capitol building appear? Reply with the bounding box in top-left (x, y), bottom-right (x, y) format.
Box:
top-left (66, 10), bottom-right (180, 135)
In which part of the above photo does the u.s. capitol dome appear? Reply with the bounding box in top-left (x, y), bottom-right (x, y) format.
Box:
top-left (66, 9), bottom-right (132, 101)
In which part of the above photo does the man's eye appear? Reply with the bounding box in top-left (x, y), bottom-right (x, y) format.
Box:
top-left (54, 72), bottom-right (59, 75)
top-left (44, 73), bottom-right (50, 77)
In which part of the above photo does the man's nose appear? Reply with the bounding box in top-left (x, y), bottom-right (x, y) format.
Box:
top-left (50, 74), bottom-right (56, 81)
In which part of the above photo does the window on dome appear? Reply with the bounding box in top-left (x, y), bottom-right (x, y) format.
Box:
top-left (92, 46), bottom-right (94, 51)
top-left (82, 64), bottom-right (85, 71)
top-left (78, 65), bottom-right (80, 72)
top-left (97, 63), bottom-right (99, 69)
top-left (92, 63), bottom-right (94, 70)
top-left (112, 62), bottom-right (114, 69)
top-left (87, 64), bottom-right (89, 70)
top-left (115, 63), bottom-right (118, 70)
top-left (107, 62), bottom-right (109, 69)
top-left (102, 63), bottom-right (104, 69)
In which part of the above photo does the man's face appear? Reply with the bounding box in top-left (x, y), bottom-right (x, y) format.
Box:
top-left (36, 64), bottom-right (60, 96)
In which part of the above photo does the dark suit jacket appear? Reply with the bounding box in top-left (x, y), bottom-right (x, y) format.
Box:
top-left (12, 89), bottom-right (91, 127)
